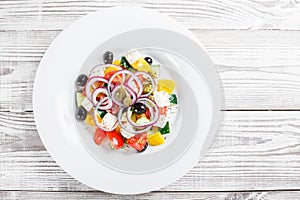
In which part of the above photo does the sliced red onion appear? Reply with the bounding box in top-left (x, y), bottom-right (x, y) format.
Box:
top-left (110, 84), bottom-right (137, 107)
top-left (127, 76), bottom-right (143, 97)
top-left (117, 108), bottom-right (151, 134)
top-left (91, 87), bottom-right (109, 106)
top-left (126, 98), bottom-right (160, 128)
top-left (89, 64), bottom-right (122, 77)
top-left (94, 96), bottom-right (113, 111)
top-left (126, 78), bottom-right (142, 97)
top-left (85, 76), bottom-right (108, 101)
top-left (124, 83), bottom-right (138, 99)
top-left (108, 103), bottom-right (120, 115)
top-left (107, 70), bottom-right (143, 97)
top-left (135, 71), bottom-right (156, 97)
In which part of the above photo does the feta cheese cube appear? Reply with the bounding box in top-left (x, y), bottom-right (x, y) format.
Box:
top-left (100, 112), bottom-right (118, 130)
top-left (155, 105), bottom-right (178, 128)
top-left (155, 114), bottom-right (168, 128)
top-left (154, 91), bottom-right (170, 108)
top-left (120, 123), bottom-right (135, 139)
top-left (81, 97), bottom-right (93, 112)
top-left (167, 105), bottom-right (178, 123)
top-left (124, 50), bottom-right (141, 65)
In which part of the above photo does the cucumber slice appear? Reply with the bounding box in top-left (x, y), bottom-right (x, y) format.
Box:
top-left (169, 94), bottom-right (178, 104)
top-left (151, 65), bottom-right (160, 80)
top-left (160, 121), bottom-right (170, 135)
top-left (75, 92), bottom-right (84, 107)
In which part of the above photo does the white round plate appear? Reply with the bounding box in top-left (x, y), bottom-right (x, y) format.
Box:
top-left (33, 7), bottom-right (222, 194)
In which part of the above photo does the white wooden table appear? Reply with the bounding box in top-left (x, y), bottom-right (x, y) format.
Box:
top-left (1, 0), bottom-right (300, 199)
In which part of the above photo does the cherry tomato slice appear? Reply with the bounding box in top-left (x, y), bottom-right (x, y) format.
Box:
top-left (94, 128), bottom-right (106, 145)
top-left (104, 70), bottom-right (122, 84)
top-left (96, 93), bottom-right (106, 102)
top-left (106, 131), bottom-right (124, 149)
top-left (127, 133), bottom-right (147, 152)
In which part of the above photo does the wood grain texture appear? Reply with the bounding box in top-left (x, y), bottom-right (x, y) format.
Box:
top-left (1, 111), bottom-right (300, 191)
top-left (2, 191), bottom-right (300, 200)
top-left (1, 0), bottom-right (300, 31)
top-left (2, 0), bottom-right (300, 197)
top-left (1, 30), bottom-right (300, 111)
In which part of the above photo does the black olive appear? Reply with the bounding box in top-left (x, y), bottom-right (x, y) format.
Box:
top-left (76, 74), bottom-right (88, 87)
top-left (76, 106), bottom-right (87, 121)
top-left (103, 51), bottom-right (114, 64)
top-left (138, 142), bottom-right (148, 153)
top-left (144, 57), bottom-right (152, 65)
top-left (133, 102), bottom-right (146, 115)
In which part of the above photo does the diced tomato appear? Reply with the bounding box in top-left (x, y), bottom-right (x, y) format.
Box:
top-left (104, 70), bottom-right (117, 79)
top-left (94, 128), bottom-right (106, 145)
top-left (83, 81), bottom-right (105, 98)
top-left (95, 93), bottom-right (106, 102)
top-left (106, 131), bottom-right (124, 149)
top-left (82, 89), bottom-right (86, 97)
top-left (94, 81), bottom-right (106, 88)
top-left (159, 107), bottom-right (168, 115)
top-left (127, 133), bottom-right (147, 151)
top-left (104, 70), bottom-right (122, 84)
top-left (145, 108), bottom-right (151, 119)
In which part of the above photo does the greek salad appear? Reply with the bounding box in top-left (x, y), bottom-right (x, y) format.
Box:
top-left (75, 50), bottom-right (178, 153)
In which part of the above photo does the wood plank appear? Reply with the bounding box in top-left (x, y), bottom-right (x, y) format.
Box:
top-left (0, 61), bottom-right (36, 111)
top-left (0, 112), bottom-right (42, 153)
top-left (1, 30), bottom-right (300, 110)
top-left (1, 191), bottom-right (300, 200)
top-left (1, 0), bottom-right (300, 31)
top-left (1, 111), bottom-right (300, 191)
top-left (2, 30), bottom-right (300, 66)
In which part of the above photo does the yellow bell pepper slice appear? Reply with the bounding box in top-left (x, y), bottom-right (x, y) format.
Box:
top-left (85, 114), bottom-right (96, 126)
top-left (131, 113), bottom-right (137, 122)
top-left (147, 132), bottom-right (165, 146)
top-left (113, 59), bottom-right (121, 66)
top-left (131, 58), bottom-right (153, 73)
top-left (115, 125), bottom-right (121, 134)
top-left (104, 66), bottom-right (119, 74)
top-left (158, 79), bottom-right (175, 94)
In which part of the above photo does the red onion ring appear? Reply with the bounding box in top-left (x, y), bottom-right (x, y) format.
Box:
top-left (117, 108), bottom-right (151, 134)
top-left (91, 87), bottom-right (109, 106)
top-left (126, 98), bottom-right (160, 128)
top-left (107, 70), bottom-right (143, 97)
top-left (94, 95), bottom-right (113, 111)
top-left (127, 77), bottom-right (143, 97)
top-left (89, 64), bottom-right (122, 77)
top-left (126, 78), bottom-right (140, 95)
top-left (85, 76), bottom-right (108, 101)
top-left (135, 71), bottom-right (156, 97)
